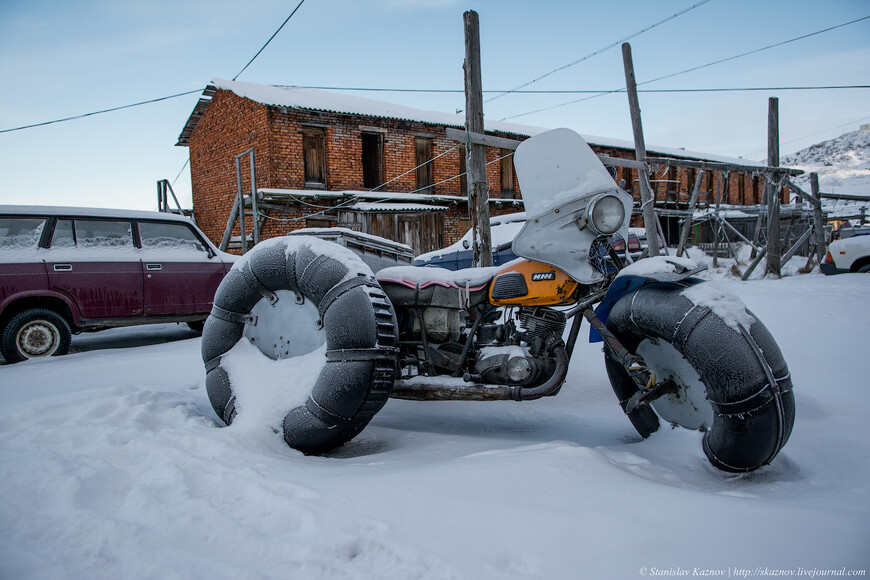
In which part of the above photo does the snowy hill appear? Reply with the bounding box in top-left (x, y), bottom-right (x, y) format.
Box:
top-left (782, 128), bottom-right (870, 220)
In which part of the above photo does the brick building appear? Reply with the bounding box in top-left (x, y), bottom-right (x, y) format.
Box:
top-left (177, 78), bottom-right (783, 254)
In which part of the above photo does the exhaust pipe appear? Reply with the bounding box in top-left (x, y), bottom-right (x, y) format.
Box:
top-left (390, 342), bottom-right (569, 402)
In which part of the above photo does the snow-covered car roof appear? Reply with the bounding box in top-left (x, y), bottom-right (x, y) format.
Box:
top-left (0, 205), bottom-right (195, 223)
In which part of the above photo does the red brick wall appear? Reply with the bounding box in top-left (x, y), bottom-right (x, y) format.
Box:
top-left (187, 89), bottom-right (778, 252)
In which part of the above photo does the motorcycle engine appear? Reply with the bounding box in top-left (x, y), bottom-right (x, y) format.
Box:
top-left (475, 307), bottom-right (565, 385)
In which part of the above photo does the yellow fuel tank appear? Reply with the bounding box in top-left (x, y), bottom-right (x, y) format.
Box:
top-left (489, 260), bottom-right (578, 306)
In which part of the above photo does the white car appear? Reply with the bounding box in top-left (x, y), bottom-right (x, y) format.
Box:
top-left (821, 234), bottom-right (870, 274)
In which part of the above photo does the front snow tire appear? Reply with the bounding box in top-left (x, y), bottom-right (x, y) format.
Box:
top-left (604, 280), bottom-right (795, 472)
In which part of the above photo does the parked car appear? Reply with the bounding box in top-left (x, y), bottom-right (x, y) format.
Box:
top-left (0, 205), bottom-right (235, 362)
top-left (413, 213), bottom-right (527, 270)
top-left (821, 233), bottom-right (870, 275)
top-left (414, 212), bottom-right (646, 271)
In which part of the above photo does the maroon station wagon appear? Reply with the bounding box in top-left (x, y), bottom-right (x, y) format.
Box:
top-left (0, 205), bottom-right (236, 363)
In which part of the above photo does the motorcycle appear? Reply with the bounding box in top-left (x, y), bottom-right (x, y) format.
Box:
top-left (202, 128), bottom-right (794, 473)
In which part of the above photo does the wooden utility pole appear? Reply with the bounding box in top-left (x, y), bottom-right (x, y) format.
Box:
top-left (810, 172), bottom-right (826, 264)
top-left (766, 97), bottom-right (782, 276)
top-left (622, 43), bottom-right (660, 257)
top-left (463, 10), bottom-right (492, 267)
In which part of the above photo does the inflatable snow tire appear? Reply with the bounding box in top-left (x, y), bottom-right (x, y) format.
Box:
top-left (202, 237), bottom-right (398, 454)
top-left (604, 280), bottom-right (795, 472)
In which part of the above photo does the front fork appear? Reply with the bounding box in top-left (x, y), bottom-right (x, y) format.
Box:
top-left (581, 307), bottom-right (676, 412)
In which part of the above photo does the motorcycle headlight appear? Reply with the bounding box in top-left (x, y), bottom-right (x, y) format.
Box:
top-left (587, 194), bottom-right (625, 235)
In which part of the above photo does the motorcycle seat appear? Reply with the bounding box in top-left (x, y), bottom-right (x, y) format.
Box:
top-left (376, 265), bottom-right (499, 309)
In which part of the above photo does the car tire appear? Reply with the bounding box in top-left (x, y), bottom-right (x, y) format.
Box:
top-left (857, 263), bottom-right (870, 273)
top-left (1, 308), bottom-right (72, 363)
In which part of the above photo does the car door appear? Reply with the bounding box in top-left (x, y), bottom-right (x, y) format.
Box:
top-left (137, 220), bottom-right (226, 316)
top-left (0, 215), bottom-right (50, 308)
top-left (45, 218), bottom-right (144, 319)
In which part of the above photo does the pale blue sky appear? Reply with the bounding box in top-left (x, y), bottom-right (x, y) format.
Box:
top-left (1, 0), bottom-right (867, 210)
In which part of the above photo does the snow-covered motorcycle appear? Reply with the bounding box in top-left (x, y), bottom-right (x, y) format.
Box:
top-left (202, 128), bottom-right (794, 472)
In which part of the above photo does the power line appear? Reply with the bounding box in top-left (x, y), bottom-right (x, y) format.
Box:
top-left (3, 84), bottom-right (865, 136)
top-left (0, 90), bottom-right (201, 134)
top-left (286, 84), bottom-right (869, 94)
top-left (485, 0), bottom-right (713, 105)
top-left (639, 14), bottom-right (870, 88)
top-left (500, 14), bottom-right (870, 121)
top-left (234, 0), bottom-right (306, 80)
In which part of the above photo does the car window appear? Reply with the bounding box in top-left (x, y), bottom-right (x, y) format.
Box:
top-left (0, 217), bottom-right (46, 249)
top-left (74, 219), bottom-right (134, 248)
top-left (138, 221), bottom-right (211, 257)
top-left (50, 219), bottom-right (75, 248)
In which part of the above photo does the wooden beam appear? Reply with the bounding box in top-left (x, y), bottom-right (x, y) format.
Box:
top-left (645, 156), bottom-right (802, 177)
top-left (622, 42), bottom-right (660, 256)
top-left (445, 127), bottom-right (518, 150)
top-left (676, 170), bottom-right (704, 257)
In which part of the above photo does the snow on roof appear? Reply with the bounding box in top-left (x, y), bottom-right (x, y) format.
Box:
top-left (182, 78), bottom-right (758, 167)
top-left (210, 78), bottom-right (545, 138)
top-left (0, 204), bottom-right (194, 223)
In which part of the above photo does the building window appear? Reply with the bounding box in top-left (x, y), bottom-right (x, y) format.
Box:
top-left (361, 132), bottom-right (383, 189)
top-left (500, 149), bottom-right (515, 197)
top-left (415, 137), bottom-right (433, 193)
top-left (302, 127), bottom-right (326, 188)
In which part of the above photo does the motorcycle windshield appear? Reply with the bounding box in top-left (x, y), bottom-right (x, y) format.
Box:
top-left (512, 128), bottom-right (632, 284)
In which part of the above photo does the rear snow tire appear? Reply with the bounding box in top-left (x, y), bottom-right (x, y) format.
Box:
top-left (202, 237), bottom-right (398, 454)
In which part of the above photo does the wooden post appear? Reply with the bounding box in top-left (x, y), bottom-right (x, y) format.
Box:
top-left (766, 97), bottom-right (781, 276)
top-left (810, 173), bottom-right (826, 263)
top-left (676, 170), bottom-right (704, 257)
top-left (463, 10), bottom-right (492, 267)
top-left (622, 43), bottom-right (660, 256)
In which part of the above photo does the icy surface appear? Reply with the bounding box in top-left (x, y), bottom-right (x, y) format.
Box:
top-left (616, 255), bottom-right (698, 278)
top-left (681, 281), bottom-right (756, 332)
top-left (2, 275), bottom-right (870, 578)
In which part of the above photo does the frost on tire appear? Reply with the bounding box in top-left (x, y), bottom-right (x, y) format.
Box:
top-left (604, 280), bottom-right (795, 472)
top-left (202, 236), bottom-right (398, 454)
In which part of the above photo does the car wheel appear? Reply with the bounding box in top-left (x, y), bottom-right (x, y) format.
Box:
top-left (857, 264), bottom-right (870, 273)
top-left (1, 308), bottom-right (72, 363)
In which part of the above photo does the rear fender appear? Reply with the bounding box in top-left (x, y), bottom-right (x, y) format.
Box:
top-left (590, 257), bottom-right (707, 343)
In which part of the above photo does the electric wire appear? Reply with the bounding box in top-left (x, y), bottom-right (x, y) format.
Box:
top-left (233, 0), bottom-right (307, 80)
top-left (0, 90), bottom-right (201, 134)
top-left (2, 84), bottom-right (865, 135)
top-left (283, 84), bottom-right (870, 94)
top-left (500, 14), bottom-right (870, 121)
top-left (484, 0), bottom-right (713, 104)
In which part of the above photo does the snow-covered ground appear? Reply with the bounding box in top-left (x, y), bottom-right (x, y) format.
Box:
top-left (2, 272), bottom-right (869, 579)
